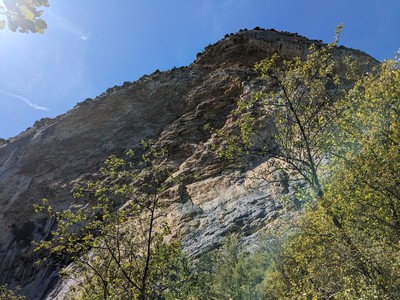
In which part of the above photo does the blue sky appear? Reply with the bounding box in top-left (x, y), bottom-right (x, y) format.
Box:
top-left (0, 0), bottom-right (399, 139)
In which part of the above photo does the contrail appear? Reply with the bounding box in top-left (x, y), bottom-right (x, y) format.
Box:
top-left (0, 89), bottom-right (49, 111)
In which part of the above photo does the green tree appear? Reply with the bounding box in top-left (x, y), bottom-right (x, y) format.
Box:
top-left (0, 0), bottom-right (48, 33)
top-left (252, 37), bottom-right (364, 198)
top-left (262, 58), bottom-right (400, 299)
top-left (214, 28), bottom-right (366, 202)
top-left (191, 235), bottom-right (271, 300)
top-left (35, 143), bottom-right (192, 300)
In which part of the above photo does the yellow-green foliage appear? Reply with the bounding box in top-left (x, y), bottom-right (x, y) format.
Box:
top-left (214, 37), bottom-right (362, 201)
top-left (35, 143), bottom-right (192, 300)
top-left (262, 59), bottom-right (400, 299)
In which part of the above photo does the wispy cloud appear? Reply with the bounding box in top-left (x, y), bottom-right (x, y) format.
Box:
top-left (0, 89), bottom-right (49, 111)
top-left (80, 33), bottom-right (90, 41)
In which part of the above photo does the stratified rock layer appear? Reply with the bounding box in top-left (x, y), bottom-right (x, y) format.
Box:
top-left (0, 29), bottom-right (377, 299)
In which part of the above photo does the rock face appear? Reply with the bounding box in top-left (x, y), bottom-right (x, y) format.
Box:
top-left (0, 29), bottom-right (377, 299)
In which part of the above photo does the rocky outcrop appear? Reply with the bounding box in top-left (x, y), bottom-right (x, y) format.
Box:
top-left (0, 28), bottom-right (377, 299)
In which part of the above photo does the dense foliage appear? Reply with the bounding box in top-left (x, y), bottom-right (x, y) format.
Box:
top-left (262, 58), bottom-right (400, 299)
top-left (189, 235), bottom-right (271, 299)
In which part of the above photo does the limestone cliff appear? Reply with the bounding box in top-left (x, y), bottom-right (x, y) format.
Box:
top-left (0, 28), bottom-right (377, 299)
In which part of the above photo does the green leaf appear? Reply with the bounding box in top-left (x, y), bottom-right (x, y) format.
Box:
top-left (35, 18), bottom-right (47, 33)
top-left (20, 5), bottom-right (35, 20)
top-left (7, 19), bottom-right (18, 32)
top-left (34, 0), bottom-right (49, 7)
